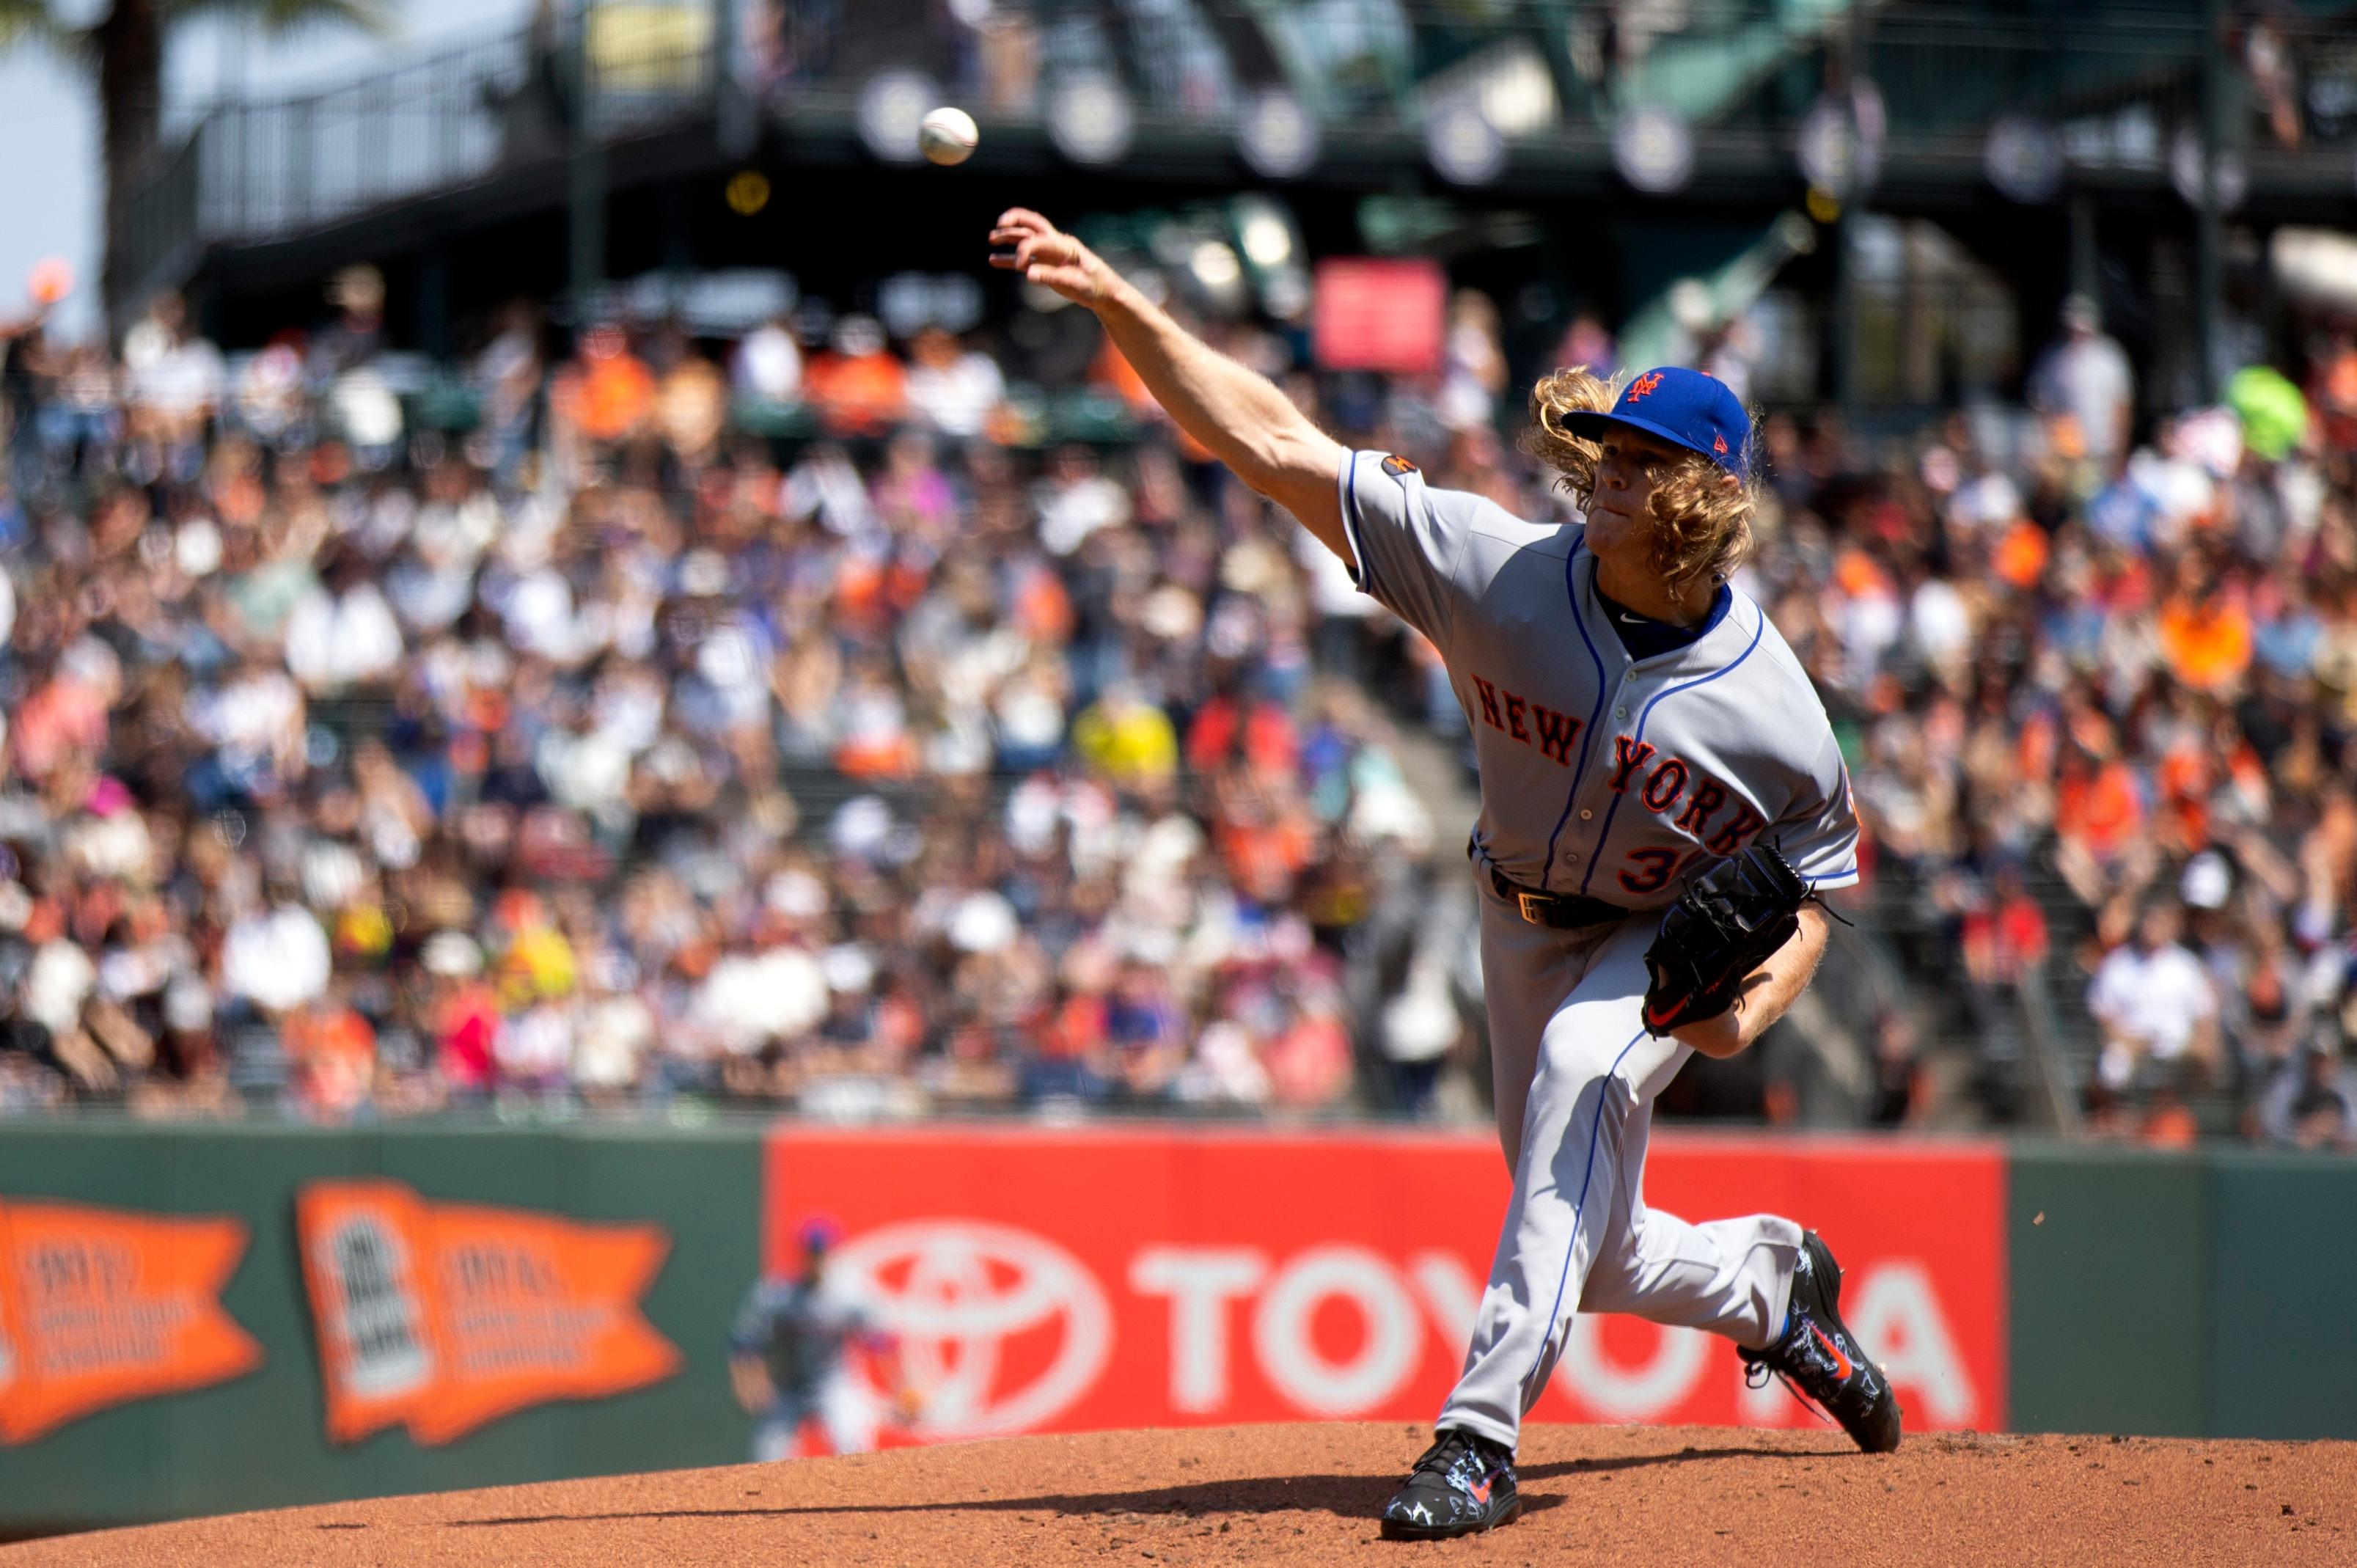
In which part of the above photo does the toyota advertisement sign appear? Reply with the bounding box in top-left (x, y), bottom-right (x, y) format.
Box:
top-left (763, 1127), bottom-right (2006, 1439)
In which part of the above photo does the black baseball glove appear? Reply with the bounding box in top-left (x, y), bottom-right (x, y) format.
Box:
top-left (1641, 843), bottom-right (1808, 1038)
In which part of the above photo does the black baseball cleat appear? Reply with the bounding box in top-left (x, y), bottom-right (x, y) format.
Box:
top-left (1379, 1427), bottom-right (1520, 1541)
top-left (1740, 1230), bottom-right (1903, 1453)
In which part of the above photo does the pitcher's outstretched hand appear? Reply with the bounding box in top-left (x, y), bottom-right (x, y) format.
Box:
top-left (989, 209), bottom-right (1121, 310)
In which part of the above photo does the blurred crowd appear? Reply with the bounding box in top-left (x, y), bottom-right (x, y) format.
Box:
top-left (6, 255), bottom-right (2357, 1148)
top-left (1762, 295), bottom-right (2357, 1148)
top-left (0, 270), bottom-right (1448, 1124)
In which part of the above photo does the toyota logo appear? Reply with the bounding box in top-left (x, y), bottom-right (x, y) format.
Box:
top-left (831, 1219), bottom-right (1111, 1439)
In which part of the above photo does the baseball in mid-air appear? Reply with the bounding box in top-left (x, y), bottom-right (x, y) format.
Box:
top-left (919, 107), bottom-right (978, 166)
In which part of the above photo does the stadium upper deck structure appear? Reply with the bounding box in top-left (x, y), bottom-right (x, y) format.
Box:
top-left (119, 0), bottom-right (2357, 402)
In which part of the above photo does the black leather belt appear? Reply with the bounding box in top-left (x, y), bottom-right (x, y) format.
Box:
top-left (1487, 865), bottom-right (1625, 929)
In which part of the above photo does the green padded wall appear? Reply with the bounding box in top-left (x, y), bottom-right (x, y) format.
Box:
top-left (0, 1122), bottom-right (765, 1531)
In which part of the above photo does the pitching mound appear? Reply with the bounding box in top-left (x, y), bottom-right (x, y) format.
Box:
top-left (6, 1423), bottom-right (2351, 1567)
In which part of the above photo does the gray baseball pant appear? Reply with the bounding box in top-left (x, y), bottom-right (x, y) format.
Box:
top-left (1437, 894), bottom-right (1803, 1450)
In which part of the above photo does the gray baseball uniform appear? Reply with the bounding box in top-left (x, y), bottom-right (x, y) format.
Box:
top-left (731, 1272), bottom-right (886, 1457)
top-left (1338, 448), bottom-right (1861, 1449)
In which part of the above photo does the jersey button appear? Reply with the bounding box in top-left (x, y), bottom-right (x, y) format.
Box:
top-left (1579, 809), bottom-right (1593, 820)
top-left (1615, 707), bottom-right (1628, 719)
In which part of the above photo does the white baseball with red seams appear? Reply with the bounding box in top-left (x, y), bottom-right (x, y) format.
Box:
top-left (1335, 446), bottom-right (1862, 1451)
top-left (919, 107), bottom-right (979, 166)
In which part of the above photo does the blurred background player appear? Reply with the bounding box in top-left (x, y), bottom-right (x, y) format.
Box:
top-left (728, 1216), bottom-right (914, 1459)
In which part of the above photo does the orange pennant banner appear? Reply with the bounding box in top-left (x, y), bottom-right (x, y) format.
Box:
top-left (0, 1198), bottom-right (263, 1444)
top-left (296, 1179), bottom-right (680, 1446)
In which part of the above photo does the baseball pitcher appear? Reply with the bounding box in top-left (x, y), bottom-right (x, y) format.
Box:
top-left (990, 209), bottom-right (1902, 1541)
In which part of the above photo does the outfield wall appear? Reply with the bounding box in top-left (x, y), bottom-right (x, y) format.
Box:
top-left (0, 1123), bottom-right (763, 1533)
top-left (0, 1122), bottom-right (2350, 1532)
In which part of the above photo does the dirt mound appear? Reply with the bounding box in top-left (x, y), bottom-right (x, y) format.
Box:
top-left (6, 1423), bottom-right (2350, 1567)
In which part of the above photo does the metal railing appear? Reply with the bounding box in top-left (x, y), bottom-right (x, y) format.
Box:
top-left (120, 1), bottom-right (2357, 307)
top-left (121, 11), bottom-right (722, 309)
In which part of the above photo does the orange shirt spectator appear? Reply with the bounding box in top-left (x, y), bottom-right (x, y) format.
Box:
top-left (283, 1000), bottom-right (377, 1119)
top-left (2158, 592), bottom-right (2253, 692)
top-left (1217, 814), bottom-right (1317, 900)
top-left (2055, 755), bottom-right (2144, 861)
top-left (550, 324), bottom-right (656, 443)
top-left (1990, 520), bottom-right (2050, 590)
top-left (804, 315), bottom-right (907, 435)
top-left (1037, 991), bottom-right (1107, 1063)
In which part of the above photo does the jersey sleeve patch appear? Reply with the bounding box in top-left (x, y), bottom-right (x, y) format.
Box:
top-left (1335, 449), bottom-right (1472, 652)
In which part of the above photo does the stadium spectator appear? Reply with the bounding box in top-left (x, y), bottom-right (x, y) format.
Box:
top-left (2029, 293), bottom-right (2136, 469)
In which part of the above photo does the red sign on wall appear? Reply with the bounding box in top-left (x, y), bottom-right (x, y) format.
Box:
top-left (763, 1127), bottom-right (2005, 1441)
top-left (1313, 258), bottom-right (1449, 375)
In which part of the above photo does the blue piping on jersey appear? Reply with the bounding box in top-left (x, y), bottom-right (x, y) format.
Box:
top-left (1538, 544), bottom-right (1611, 893)
top-left (1520, 1027), bottom-right (1645, 1405)
top-left (1577, 602), bottom-right (1768, 898)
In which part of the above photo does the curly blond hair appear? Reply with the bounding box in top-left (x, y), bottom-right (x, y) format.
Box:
top-left (1520, 367), bottom-right (1759, 593)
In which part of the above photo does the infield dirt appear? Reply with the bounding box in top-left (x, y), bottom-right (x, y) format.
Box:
top-left (5, 1422), bottom-right (2350, 1567)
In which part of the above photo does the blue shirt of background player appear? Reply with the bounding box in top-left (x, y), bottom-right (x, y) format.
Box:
top-left (1594, 582), bottom-right (1731, 661)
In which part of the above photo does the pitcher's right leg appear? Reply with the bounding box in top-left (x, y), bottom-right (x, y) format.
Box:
top-left (1434, 915), bottom-right (1676, 1450)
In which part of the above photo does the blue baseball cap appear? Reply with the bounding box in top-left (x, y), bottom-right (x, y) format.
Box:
top-left (1558, 366), bottom-right (1751, 478)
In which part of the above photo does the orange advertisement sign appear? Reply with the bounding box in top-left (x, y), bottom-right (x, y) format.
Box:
top-left (0, 1198), bottom-right (262, 1443)
top-left (295, 1180), bottom-right (680, 1445)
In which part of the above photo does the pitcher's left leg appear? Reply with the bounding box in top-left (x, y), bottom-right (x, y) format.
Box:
top-left (1577, 1087), bottom-right (1800, 1348)
top-left (1578, 1056), bottom-right (1899, 1452)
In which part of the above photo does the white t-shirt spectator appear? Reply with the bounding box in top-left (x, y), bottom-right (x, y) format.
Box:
top-left (497, 1001), bottom-right (576, 1085)
top-left (906, 349), bottom-right (1005, 439)
top-left (1908, 577), bottom-right (1972, 670)
top-left (1035, 471), bottom-right (1131, 557)
top-left (1173, 1019), bottom-right (1271, 1105)
top-left (733, 321), bottom-right (803, 403)
top-left (783, 447), bottom-right (877, 539)
top-left (499, 565), bottom-right (599, 664)
top-left (285, 583), bottom-right (405, 692)
top-left (189, 667), bottom-right (302, 770)
top-left (696, 946), bottom-right (828, 1054)
top-left (220, 904), bottom-right (331, 1014)
top-left (129, 333), bottom-right (227, 420)
top-left (2031, 330), bottom-right (2134, 464)
top-left (2087, 940), bottom-right (2217, 1063)
top-left (23, 939), bottom-right (95, 1036)
top-left (575, 993), bottom-right (654, 1088)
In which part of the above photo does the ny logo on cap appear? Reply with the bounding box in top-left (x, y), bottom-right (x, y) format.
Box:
top-left (1625, 372), bottom-right (1665, 401)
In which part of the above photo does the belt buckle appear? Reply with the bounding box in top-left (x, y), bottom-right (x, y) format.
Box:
top-left (1516, 890), bottom-right (1548, 925)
